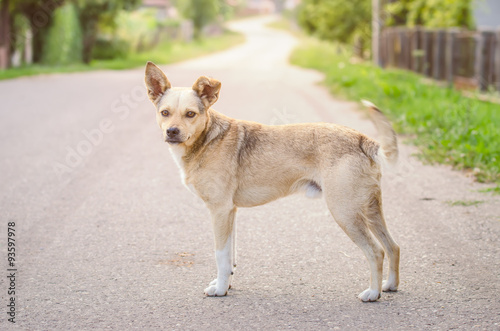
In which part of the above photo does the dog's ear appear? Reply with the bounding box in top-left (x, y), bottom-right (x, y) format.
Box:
top-left (145, 62), bottom-right (171, 104)
top-left (192, 76), bottom-right (221, 109)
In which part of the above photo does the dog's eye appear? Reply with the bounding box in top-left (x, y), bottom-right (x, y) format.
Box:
top-left (186, 111), bottom-right (196, 118)
top-left (161, 110), bottom-right (169, 117)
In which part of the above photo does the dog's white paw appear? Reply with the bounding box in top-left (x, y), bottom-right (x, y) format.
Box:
top-left (382, 280), bottom-right (398, 292)
top-left (209, 278), bottom-right (232, 289)
top-left (204, 284), bottom-right (228, 297)
top-left (358, 288), bottom-right (381, 302)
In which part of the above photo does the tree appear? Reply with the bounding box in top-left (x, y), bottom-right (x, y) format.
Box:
top-left (2, 0), bottom-right (142, 67)
top-left (43, 2), bottom-right (82, 65)
top-left (73, 0), bottom-right (140, 63)
top-left (0, 0), bottom-right (11, 69)
top-left (385, 0), bottom-right (474, 29)
top-left (14, 0), bottom-right (65, 63)
top-left (178, 0), bottom-right (219, 39)
top-left (298, 0), bottom-right (371, 51)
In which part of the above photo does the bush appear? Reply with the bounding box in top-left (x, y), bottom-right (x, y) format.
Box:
top-left (385, 0), bottom-right (474, 29)
top-left (43, 3), bottom-right (83, 65)
top-left (92, 37), bottom-right (130, 60)
top-left (178, 0), bottom-right (219, 38)
top-left (298, 0), bottom-right (371, 44)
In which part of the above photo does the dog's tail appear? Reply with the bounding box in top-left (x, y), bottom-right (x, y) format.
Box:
top-left (361, 100), bottom-right (398, 165)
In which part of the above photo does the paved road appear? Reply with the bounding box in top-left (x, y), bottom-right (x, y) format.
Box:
top-left (1, 16), bottom-right (499, 330)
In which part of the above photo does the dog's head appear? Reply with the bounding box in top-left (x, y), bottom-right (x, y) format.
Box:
top-left (144, 61), bottom-right (221, 146)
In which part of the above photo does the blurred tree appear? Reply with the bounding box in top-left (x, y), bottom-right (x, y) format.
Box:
top-left (0, 0), bottom-right (11, 69)
top-left (298, 0), bottom-right (371, 49)
top-left (178, 0), bottom-right (219, 38)
top-left (43, 2), bottom-right (82, 65)
top-left (385, 0), bottom-right (474, 29)
top-left (384, 0), bottom-right (412, 26)
top-left (2, 0), bottom-right (143, 67)
top-left (73, 0), bottom-right (140, 63)
top-left (13, 0), bottom-right (65, 64)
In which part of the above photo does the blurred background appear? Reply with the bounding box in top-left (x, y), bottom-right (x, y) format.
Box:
top-left (0, 0), bottom-right (499, 90)
top-left (0, 0), bottom-right (290, 70)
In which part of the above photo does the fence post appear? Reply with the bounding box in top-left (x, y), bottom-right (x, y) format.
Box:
top-left (410, 27), bottom-right (420, 72)
top-left (433, 30), bottom-right (445, 80)
top-left (372, 0), bottom-right (382, 67)
top-left (487, 31), bottom-right (495, 89)
top-left (402, 28), bottom-right (411, 69)
top-left (421, 29), bottom-right (426, 75)
top-left (496, 29), bottom-right (500, 92)
top-left (380, 29), bottom-right (387, 67)
top-left (475, 30), bottom-right (489, 92)
top-left (420, 30), bottom-right (426, 75)
top-left (445, 29), bottom-right (458, 87)
top-left (423, 30), bottom-right (435, 77)
top-left (397, 27), bottom-right (404, 68)
top-left (387, 28), bottom-right (394, 67)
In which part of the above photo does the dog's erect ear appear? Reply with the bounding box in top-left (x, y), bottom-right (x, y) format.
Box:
top-left (145, 62), bottom-right (171, 104)
top-left (192, 76), bottom-right (221, 109)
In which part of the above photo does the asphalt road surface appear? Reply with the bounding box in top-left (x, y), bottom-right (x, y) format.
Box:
top-left (1, 16), bottom-right (499, 330)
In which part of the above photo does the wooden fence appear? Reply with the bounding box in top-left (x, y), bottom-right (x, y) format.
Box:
top-left (380, 27), bottom-right (500, 92)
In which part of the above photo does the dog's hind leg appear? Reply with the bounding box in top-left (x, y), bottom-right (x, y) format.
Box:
top-left (330, 208), bottom-right (384, 302)
top-left (204, 206), bottom-right (237, 297)
top-left (363, 192), bottom-right (400, 292)
top-left (322, 162), bottom-right (384, 302)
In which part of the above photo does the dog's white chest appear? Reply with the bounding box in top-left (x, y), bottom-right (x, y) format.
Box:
top-left (169, 144), bottom-right (185, 171)
top-left (169, 145), bottom-right (197, 195)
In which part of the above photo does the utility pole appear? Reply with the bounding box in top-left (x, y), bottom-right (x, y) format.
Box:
top-left (372, 0), bottom-right (382, 67)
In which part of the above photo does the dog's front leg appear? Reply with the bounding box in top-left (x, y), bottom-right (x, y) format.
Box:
top-left (204, 206), bottom-right (236, 297)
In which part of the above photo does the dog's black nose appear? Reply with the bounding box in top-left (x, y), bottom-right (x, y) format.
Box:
top-left (167, 127), bottom-right (180, 137)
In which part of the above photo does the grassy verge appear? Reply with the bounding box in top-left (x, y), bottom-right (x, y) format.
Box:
top-left (0, 30), bottom-right (244, 80)
top-left (289, 38), bottom-right (500, 189)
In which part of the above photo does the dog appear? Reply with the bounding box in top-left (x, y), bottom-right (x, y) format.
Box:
top-left (144, 61), bottom-right (400, 302)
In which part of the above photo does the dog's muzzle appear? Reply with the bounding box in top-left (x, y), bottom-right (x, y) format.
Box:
top-left (165, 127), bottom-right (183, 144)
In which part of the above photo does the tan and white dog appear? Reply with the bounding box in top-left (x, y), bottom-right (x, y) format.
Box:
top-left (145, 62), bottom-right (400, 302)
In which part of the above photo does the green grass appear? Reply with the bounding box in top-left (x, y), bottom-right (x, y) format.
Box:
top-left (446, 200), bottom-right (484, 207)
top-left (0, 30), bottom-right (244, 80)
top-left (290, 38), bottom-right (500, 187)
top-left (479, 187), bottom-right (500, 195)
